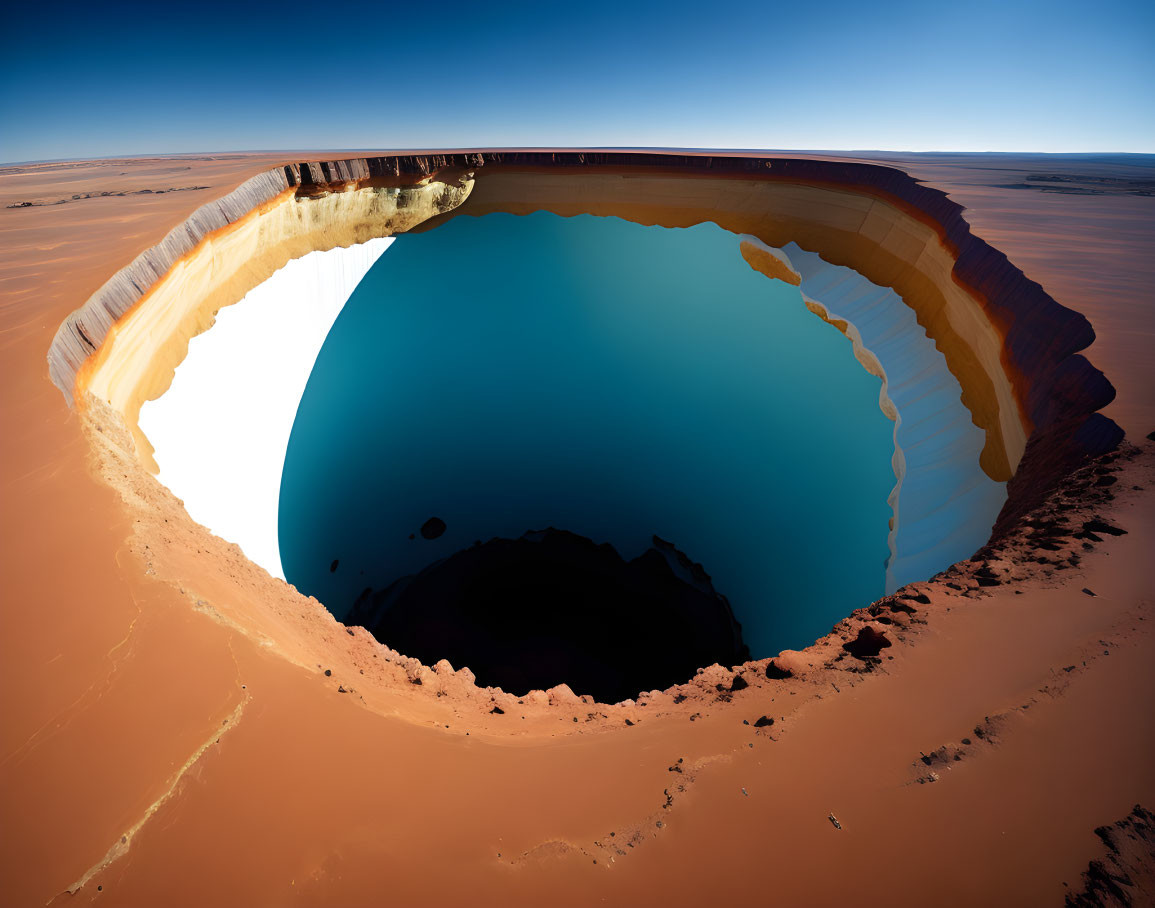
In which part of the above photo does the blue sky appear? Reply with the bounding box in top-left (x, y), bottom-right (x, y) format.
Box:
top-left (2, 0), bottom-right (1152, 162)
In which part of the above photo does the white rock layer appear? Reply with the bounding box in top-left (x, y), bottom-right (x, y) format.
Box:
top-left (141, 230), bottom-right (1005, 596)
top-left (138, 237), bottom-right (393, 579)
top-left (741, 238), bottom-right (1007, 592)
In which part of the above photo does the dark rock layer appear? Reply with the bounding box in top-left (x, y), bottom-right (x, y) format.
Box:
top-left (419, 517), bottom-right (446, 540)
top-left (347, 529), bottom-right (749, 703)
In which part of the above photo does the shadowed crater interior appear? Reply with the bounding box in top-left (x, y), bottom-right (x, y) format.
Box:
top-left (347, 529), bottom-right (749, 703)
top-left (280, 212), bottom-right (899, 705)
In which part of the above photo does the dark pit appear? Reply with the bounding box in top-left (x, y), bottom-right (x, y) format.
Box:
top-left (347, 528), bottom-right (748, 704)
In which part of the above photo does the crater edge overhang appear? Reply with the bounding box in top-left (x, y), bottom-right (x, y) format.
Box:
top-left (48, 151), bottom-right (1123, 527)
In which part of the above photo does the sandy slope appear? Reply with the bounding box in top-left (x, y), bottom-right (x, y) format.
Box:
top-left (1, 152), bottom-right (1152, 907)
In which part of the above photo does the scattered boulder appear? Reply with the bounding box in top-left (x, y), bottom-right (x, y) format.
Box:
top-left (523, 690), bottom-right (550, 708)
top-left (973, 563), bottom-right (1002, 587)
top-left (716, 673), bottom-right (749, 694)
top-left (401, 658), bottom-right (426, 685)
top-left (896, 586), bottom-right (932, 605)
top-left (765, 659), bottom-right (794, 680)
top-left (1082, 519), bottom-right (1127, 537)
top-left (420, 517), bottom-right (447, 540)
top-left (842, 626), bottom-right (892, 659)
top-left (769, 650), bottom-right (811, 676)
top-left (547, 684), bottom-right (581, 707)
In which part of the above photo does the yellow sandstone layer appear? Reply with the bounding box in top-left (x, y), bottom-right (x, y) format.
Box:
top-left (77, 177), bottom-right (474, 470)
top-left (70, 166), bottom-right (1027, 484)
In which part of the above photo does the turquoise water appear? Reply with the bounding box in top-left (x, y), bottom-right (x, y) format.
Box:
top-left (278, 212), bottom-right (895, 659)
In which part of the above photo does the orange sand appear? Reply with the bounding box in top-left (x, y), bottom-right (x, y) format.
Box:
top-left (1, 152), bottom-right (1152, 907)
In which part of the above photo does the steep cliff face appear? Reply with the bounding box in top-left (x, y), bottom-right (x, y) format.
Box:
top-left (739, 238), bottom-right (1007, 593)
top-left (51, 166), bottom-right (474, 467)
top-left (47, 150), bottom-right (1121, 562)
top-left (137, 238), bottom-right (393, 579)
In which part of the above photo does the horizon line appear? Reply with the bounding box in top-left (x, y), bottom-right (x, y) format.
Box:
top-left (5, 146), bottom-right (1155, 169)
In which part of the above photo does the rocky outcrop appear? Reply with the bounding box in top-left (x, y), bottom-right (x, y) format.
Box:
top-left (1066, 805), bottom-right (1155, 907)
top-left (346, 528), bottom-right (749, 704)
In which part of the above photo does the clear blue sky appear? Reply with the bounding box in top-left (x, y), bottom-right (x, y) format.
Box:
top-left (2, 0), bottom-right (1152, 163)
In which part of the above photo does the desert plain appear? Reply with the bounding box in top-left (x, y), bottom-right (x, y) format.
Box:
top-left (1, 150), bottom-right (1152, 906)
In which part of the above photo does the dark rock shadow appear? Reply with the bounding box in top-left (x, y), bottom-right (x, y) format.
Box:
top-left (348, 528), bottom-right (749, 703)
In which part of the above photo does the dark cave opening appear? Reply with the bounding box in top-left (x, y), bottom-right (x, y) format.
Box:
top-left (346, 528), bottom-right (749, 704)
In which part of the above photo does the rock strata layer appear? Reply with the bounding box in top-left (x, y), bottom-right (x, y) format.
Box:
top-left (48, 151), bottom-right (1121, 535)
top-left (739, 237), bottom-right (1008, 592)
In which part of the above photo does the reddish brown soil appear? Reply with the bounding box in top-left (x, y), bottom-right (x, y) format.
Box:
top-left (1, 152), bottom-right (1152, 907)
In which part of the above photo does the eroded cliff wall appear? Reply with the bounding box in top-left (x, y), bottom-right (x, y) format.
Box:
top-left (47, 151), bottom-right (1122, 536)
top-left (740, 238), bottom-right (1007, 591)
top-left (137, 237), bottom-right (393, 578)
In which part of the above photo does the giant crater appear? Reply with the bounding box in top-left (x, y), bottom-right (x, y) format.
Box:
top-left (50, 151), bottom-right (1122, 706)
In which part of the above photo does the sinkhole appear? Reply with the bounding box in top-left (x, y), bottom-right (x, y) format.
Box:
top-left (142, 210), bottom-right (1007, 704)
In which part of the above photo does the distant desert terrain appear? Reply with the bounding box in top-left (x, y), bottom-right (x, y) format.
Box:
top-left (1, 151), bottom-right (1152, 906)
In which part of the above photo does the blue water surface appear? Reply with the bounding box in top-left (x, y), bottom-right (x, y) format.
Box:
top-left (278, 212), bottom-right (895, 657)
